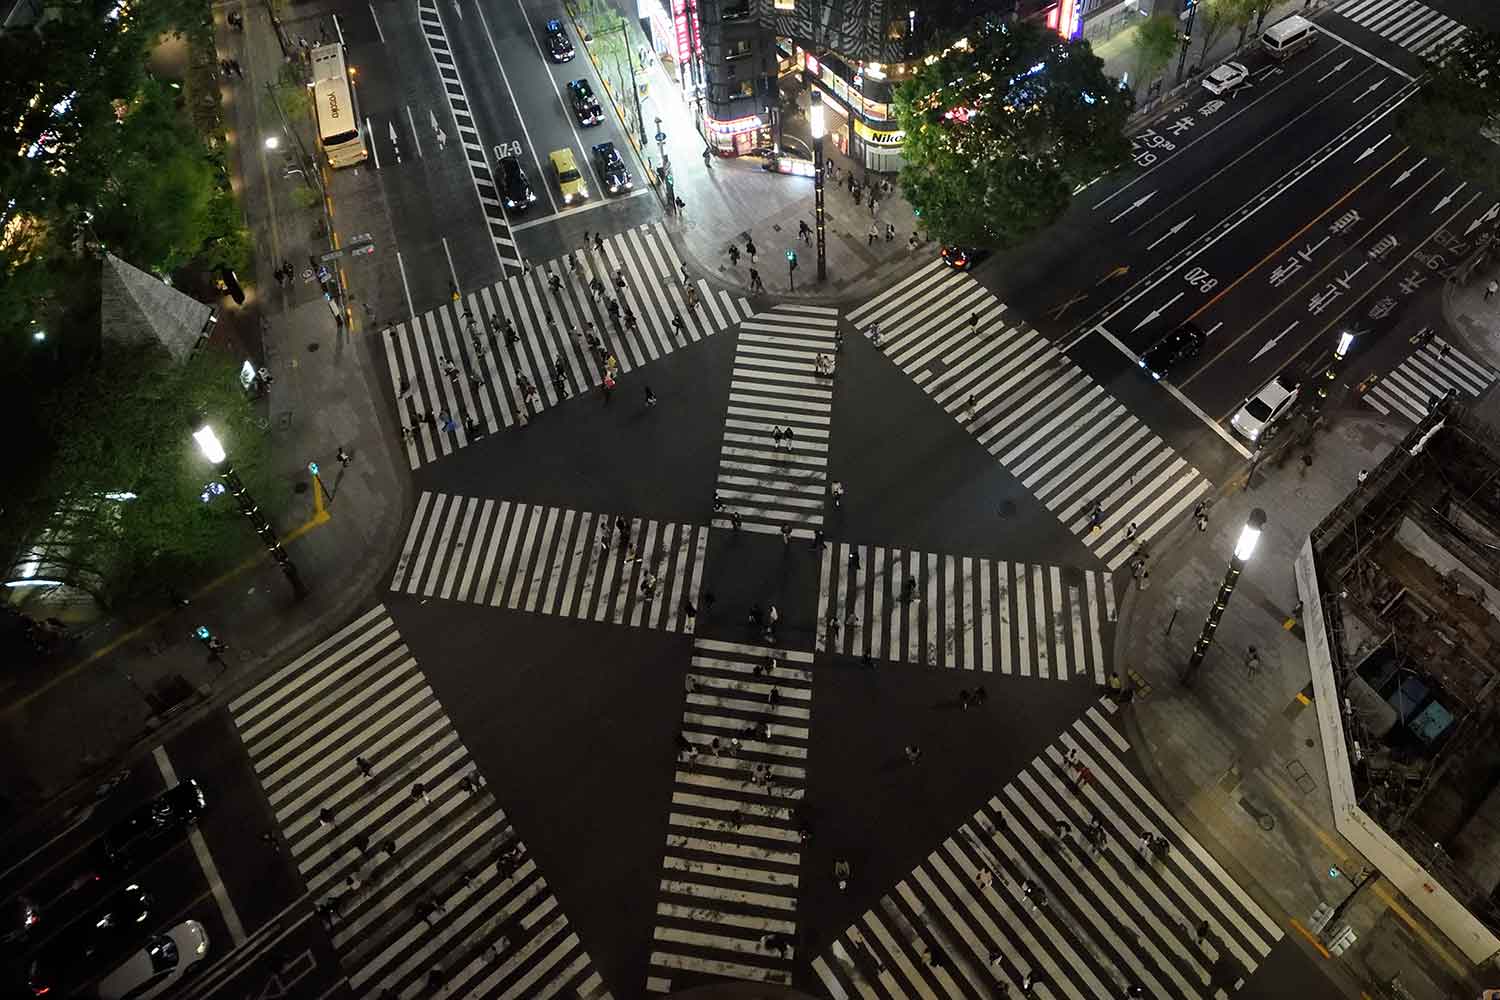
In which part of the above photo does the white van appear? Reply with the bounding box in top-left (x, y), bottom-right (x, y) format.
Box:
top-left (1263, 14), bottom-right (1316, 60)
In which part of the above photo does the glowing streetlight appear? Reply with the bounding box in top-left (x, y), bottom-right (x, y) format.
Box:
top-left (195, 423), bottom-right (308, 599)
top-left (1183, 507), bottom-right (1267, 684)
top-left (810, 88), bottom-right (827, 282)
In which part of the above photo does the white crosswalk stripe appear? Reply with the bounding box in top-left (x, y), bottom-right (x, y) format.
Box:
top-left (812, 699), bottom-right (1282, 999)
top-left (814, 543), bottom-right (1114, 683)
top-left (712, 304), bottom-right (840, 536)
top-left (384, 223), bottom-right (754, 468)
top-left (1333, 0), bottom-right (1468, 58)
top-left (227, 606), bottom-right (613, 1000)
top-left (645, 639), bottom-right (813, 994)
top-left (390, 492), bottom-right (708, 633)
top-left (849, 262), bottom-right (1210, 571)
top-left (1361, 337), bottom-right (1496, 424)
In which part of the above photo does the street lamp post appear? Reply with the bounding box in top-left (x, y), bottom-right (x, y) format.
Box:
top-left (1312, 330), bottom-right (1357, 415)
top-left (1176, 0), bottom-right (1198, 85)
top-left (194, 425), bottom-right (309, 600)
top-left (810, 88), bottom-right (827, 282)
top-left (1182, 508), bottom-right (1266, 685)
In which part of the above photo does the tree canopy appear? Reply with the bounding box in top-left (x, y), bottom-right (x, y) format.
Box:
top-left (895, 17), bottom-right (1133, 250)
top-left (1130, 13), bottom-right (1180, 88)
top-left (2, 344), bottom-right (281, 606)
top-left (1400, 30), bottom-right (1500, 190)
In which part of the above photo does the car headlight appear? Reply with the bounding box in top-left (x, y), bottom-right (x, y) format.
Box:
top-left (563, 193), bottom-right (573, 204)
top-left (528, 190), bottom-right (537, 202)
top-left (196, 936), bottom-right (208, 956)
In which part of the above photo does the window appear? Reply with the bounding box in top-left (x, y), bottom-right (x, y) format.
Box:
top-left (727, 39), bottom-right (752, 59)
top-left (774, 0), bottom-right (794, 10)
top-left (736, 79), bottom-right (754, 97)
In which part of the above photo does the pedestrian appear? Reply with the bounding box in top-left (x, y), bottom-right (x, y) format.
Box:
top-left (1088, 501), bottom-right (1104, 533)
top-left (905, 744), bottom-right (922, 765)
top-left (412, 781), bottom-right (430, 805)
top-left (746, 239), bottom-right (757, 263)
top-left (337, 446), bottom-right (352, 468)
top-left (259, 830), bottom-right (280, 851)
top-left (1245, 645), bottom-right (1261, 677)
top-left (1196, 918), bottom-right (1211, 944)
top-left (602, 372), bottom-right (616, 400)
top-left (318, 807), bottom-right (336, 827)
top-left (749, 268), bottom-right (764, 292)
top-left (749, 603), bottom-right (763, 627)
top-left (959, 688), bottom-right (972, 709)
top-left (728, 244), bottom-right (741, 266)
top-left (681, 597), bottom-right (697, 617)
top-left (459, 774), bottom-right (477, 795)
top-left (768, 605), bottom-right (780, 629)
top-left (799, 219), bottom-right (812, 244)
top-left (885, 222), bottom-right (895, 242)
top-left (594, 233), bottom-right (605, 253)
top-left (1487, 279), bottom-right (1498, 301)
top-left (435, 127), bottom-right (447, 150)
top-left (381, 838), bottom-right (397, 859)
top-left (783, 426), bottom-right (796, 450)
top-left (1196, 513), bottom-right (1209, 532)
top-left (870, 196), bottom-right (879, 217)
top-left (1357, 468), bottom-right (1368, 486)
top-left (351, 831), bottom-right (370, 856)
top-left (867, 223), bottom-right (879, 246)
top-left (731, 511), bottom-right (743, 530)
top-left (781, 524), bottom-right (793, 545)
top-left (812, 527), bottom-right (826, 549)
top-left (355, 755), bottom-right (374, 778)
top-left (645, 385), bottom-right (657, 407)
top-left (848, 549), bottom-right (860, 569)
top-left (1126, 521), bottom-right (1138, 543)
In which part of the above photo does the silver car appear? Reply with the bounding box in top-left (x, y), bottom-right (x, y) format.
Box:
top-left (96, 919), bottom-right (208, 1000)
top-left (1231, 374), bottom-right (1299, 441)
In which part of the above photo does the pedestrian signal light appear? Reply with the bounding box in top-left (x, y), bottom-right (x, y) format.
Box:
top-left (308, 461), bottom-right (319, 475)
top-left (787, 250), bottom-right (798, 269)
top-left (1329, 865), bottom-right (1343, 879)
top-left (196, 626), bottom-right (212, 642)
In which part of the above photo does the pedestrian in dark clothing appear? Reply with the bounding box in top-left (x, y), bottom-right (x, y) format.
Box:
top-left (355, 755), bottom-right (374, 778)
top-left (594, 233), bottom-right (605, 253)
top-left (781, 524), bottom-right (793, 545)
top-left (351, 832), bottom-right (370, 856)
top-left (681, 597), bottom-right (697, 617)
top-left (849, 549), bottom-right (861, 569)
top-left (974, 685), bottom-right (988, 705)
top-left (811, 528), bottom-right (826, 549)
top-left (1196, 918), bottom-right (1210, 944)
top-left (318, 807), bottom-right (337, 827)
top-left (259, 831), bottom-right (280, 851)
top-left (381, 838), bottom-right (397, 859)
top-left (905, 744), bottom-right (922, 765)
top-left (412, 781), bottom-right (430, 805)
top-left (749, 604), bottom-right (764, 627)
top-left (959, 689), bottom-right (972, 709)
top-left (337, 446), bottom-right (352, 467)
top-left (728, 244), bottom-right (741, 265)
top-left (749, 268), bottom-right (764, 292)
top-left (746, 239), bottom-right (757, 263)
top-left (731, 511), bottom-right (743, 530)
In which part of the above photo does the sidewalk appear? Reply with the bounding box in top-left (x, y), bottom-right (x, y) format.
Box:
top-left (1113, 313), bottom-right (1498, 993)
top-left (0, 1), bottom-right (409, 846)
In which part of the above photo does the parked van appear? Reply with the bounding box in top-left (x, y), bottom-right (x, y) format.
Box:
top-left (1262, 14), bottom-right (1316, 60)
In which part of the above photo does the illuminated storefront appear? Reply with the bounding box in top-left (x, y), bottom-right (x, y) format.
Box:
top-left (794, 48), bottom-right (905, 172)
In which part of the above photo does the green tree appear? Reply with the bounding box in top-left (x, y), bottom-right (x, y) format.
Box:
top-left (1399, 31), bottom-right (1500, 190)
top-left (895, 17), bottom-right (1133, 250)
top-left (1131, 14), bottom-right (1181, 91)
top-left (1225, 0), bottom-right (1275, 49)
top-left (2, 344), bottom-right (281, 606)
top-left (1194, 0), bottom-right (1237, 66)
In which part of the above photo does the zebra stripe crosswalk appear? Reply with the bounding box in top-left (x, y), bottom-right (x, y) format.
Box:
top-left (1333, 0), bottom-right (1468, 59)
top-left (713, 305), bottom-right (840, 536)
top-left (390, 492), bottom-right (708, 633)
top-left (384, 223), bottom-right (754, 468)
top-left (227, 606), bottom-right (612, 1000)
top-left (645, 639), bottom-right (813, 994)
top-left (849, 263), bottom-right (1210, 571)
top-left (1361, 337), bottom-right (1496, 424)
top-left (815, 543), bottom-right (1114, 683)
top-left (812, 699), bottom-right (1281, 999)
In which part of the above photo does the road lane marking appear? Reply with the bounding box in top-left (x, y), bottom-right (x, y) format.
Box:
top-left (509, 187), bottom-right (651, 230)
top-left (404, 105), bottom-right (422, 159)
top-left (1096, 328), bottom-right (1253, 458)
top-left (368, 2), bottom-right (385, 42)
top-left (473, 2), bottom-right (559, 214)
top-left (1312, 23), bottom-right (1416, 81)
top-left (153, 746), bottom-right (247, 946)
top-left (1184, 153), bottom-right (1440, 392)
top-left (1092, 43), bottom-right (1354, 210)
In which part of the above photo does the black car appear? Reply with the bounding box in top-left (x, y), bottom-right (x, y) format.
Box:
top-left (940, 245), bottom-right (985, 271)
top-left (544, 19), bottom-right (575, 62)
top-left (1139, 322), bottom-right (1205, 381)
top-left (566, 79), bottom-right (602, 127)
top-left (498, 156), bottom-right (536, 210)
top-left (591, 141), bottom-right (633, 195)
top-left (94, 780), bottom-right (206, 871)
top-left (25, 883), bottom-right (152, 996)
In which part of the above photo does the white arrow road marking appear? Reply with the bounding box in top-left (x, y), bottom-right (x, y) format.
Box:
top-left (1131, 291), bottom-right (1186, 332)
top-left (1251, 321), bottom-right (1299, 362)
top-left (1355, 134), bottom-right (1393, 162)
top-left (1432, 182), bottom-right (1466, 214)
top-left (1147, 215), bottom-right (1197, 251)
top-left (1465, 202), bottom-right (1500, 236)
top-left (1390, 156), bottom-right (1426, 188)
top-left (1110, 190), bottom-right (1157, 224)
top-left (1352, 78), bottom-right (1386, 104)
top-left (1317, 58), bottom-right (1351, 83)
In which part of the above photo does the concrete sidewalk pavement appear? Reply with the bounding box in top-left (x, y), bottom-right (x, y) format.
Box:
top-left (0, 2), bottom-right (410, 850)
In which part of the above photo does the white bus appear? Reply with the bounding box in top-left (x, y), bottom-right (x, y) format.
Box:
top-left (309, 44), bottom-right (368, 168)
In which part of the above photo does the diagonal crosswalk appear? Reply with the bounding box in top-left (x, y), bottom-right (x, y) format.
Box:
top-left (384, 223), bottom-right (754, 468)
top-left (390, 492), bottom-right (708, 633)
top-left (815, 543), bottom-right (1114, 683)
top-left (712, 305), bottom-right (840, 537)
top-left (849, 262), bottom-right (1210, 571)
top-left (227, 606), bottom-right (613, 1000)
top-left (645, 639), bottom-right (814, 994)
top-left (812, 699), bottom-right (1282, 999)
top-left (1361, 337), bottom-right (1496, 424)
top-left (1332, 0), bottom-right (1468, 59)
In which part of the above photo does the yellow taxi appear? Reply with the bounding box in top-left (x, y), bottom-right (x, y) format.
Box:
top-left (549, 148), bottom-right (588, 204)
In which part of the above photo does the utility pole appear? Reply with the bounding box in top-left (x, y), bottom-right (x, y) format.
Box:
top-left (810, 88), bottom-right (827, 281)
top-left (1182, 508), bottom-right (1266, 685)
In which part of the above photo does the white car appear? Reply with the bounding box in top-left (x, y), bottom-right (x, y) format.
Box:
top-left (1202, 61), bottom-right (1250, 95)
top-left (96, 919), bottom-right (209, 1000)
top-left (1231, 374), bottom-right (1299, 441)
